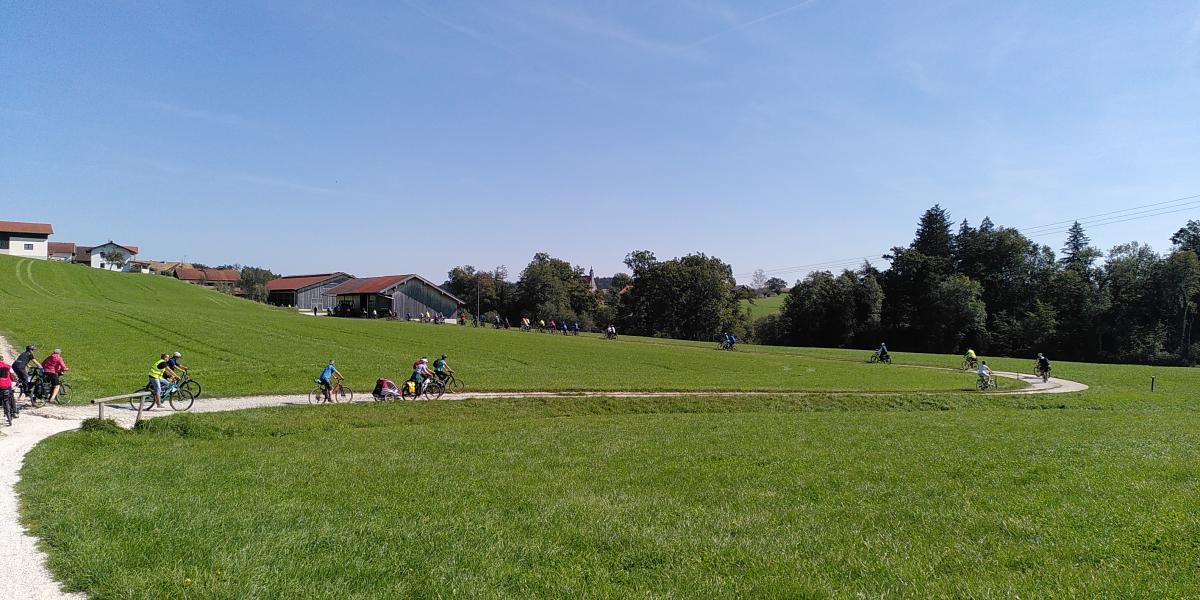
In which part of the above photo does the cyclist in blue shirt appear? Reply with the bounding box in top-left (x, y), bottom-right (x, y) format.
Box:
top-left (167, 351), bottom-right (188, 375)
top-left (316, 360), bottom-right (342, 403)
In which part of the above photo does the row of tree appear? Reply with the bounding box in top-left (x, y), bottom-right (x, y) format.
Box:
top-left (444, 251), bottom-right (748, 341)
top-left (756, 206), bottom-right (1200, 365)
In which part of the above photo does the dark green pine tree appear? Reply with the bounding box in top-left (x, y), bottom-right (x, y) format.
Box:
top-left (913, 204), bottom-right (955, 259)
top-left (1060, 221), bottom-right (1096, 272)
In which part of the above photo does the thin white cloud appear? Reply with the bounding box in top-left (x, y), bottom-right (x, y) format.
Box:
top-left (121, 155), bottom-right (349, 197)
top-left (535, 4), bottom-right (703, 60)
top-left (685, 0), bottom-right (819, 48)
top-left (144, 100), bottom-right (260, 128)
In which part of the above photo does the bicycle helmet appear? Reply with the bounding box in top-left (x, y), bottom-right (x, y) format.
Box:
top-left (173, 351), bottom-right (182, 358)
top-left (53, 348), bottom-right (62, 355)
top-left (328, 359), bottom-right (335, 365)
top-left (26, 344), bottom-right (36, 351)
top-left (441, 354), bottom-right (447, 359)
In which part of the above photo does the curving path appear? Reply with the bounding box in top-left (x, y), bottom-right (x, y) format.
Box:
top-left (0, 337), bottom-right (1086, 599)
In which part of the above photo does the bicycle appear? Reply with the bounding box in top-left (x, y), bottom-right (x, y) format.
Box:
top-left (868, 350), bottom-right (891, 364)
top-left (976, 375), bottom-right (997, 391)
top-left (2, 389), bottom-right (15, 426)
top-left (961, 357), bottom-right (978, 370)
top-left (437, 372), bottom-right (465, 394)
top-left (28, 369), bottom-right (72, 407)
top-left (1034, 363), bottom-right (1051, 383)
top-left (177, 371), bottom-right (202, 399)
top-left (308, 375), bottom-right (353, 404)
top-left (401, 377), bottom-right (445, 400)
top-left (132, 379), bottom-right (194, 411)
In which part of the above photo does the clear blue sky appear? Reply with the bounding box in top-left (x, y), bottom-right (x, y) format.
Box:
top-left (4, 1), bottom-right (1200, 283)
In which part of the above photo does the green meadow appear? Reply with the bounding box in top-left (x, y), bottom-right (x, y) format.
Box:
top-left (740, 292), bottom-right (787, 320)
top-left (0, 255), bottom-right (997, 397)
top-left (9, 253), bottom-right (1200, 598)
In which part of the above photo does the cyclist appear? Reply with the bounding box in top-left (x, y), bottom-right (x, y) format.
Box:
top-left (559, 320), bottom-right (569, 335)
top-left (41, 349), bottom-right (69, 405)
top-left (1036, 353), bottom-right (1051, 375)
top-left (964, 348), bottom-right (978, 369)
top-left (538, 319), bottom-right (546, 333)
top-left (316, 359), bottom-right (341, 403)
top-left (1, 356), bottom-right (15, 426)
top-left (167, 351), bottom-right (189, 376)
top-left (148, 353), bottom-right (177, 408)
top-left (978, 360), bottom-right (993, 388)
top-left (410, 357), bottom-right (433, 395)
top-left (11, 344), bottom-right (41, 402)
top-left (573, 320), bottom-right (581, 335)
top-left (877, 342), bottom-right (889, 362)
top-left (433, 354), bottom-right (454, 383)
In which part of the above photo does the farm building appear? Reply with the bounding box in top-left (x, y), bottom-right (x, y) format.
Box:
top-left (48, 242), bottom-right (76, 262)
top-left (175, 268), bottom-right (243, 294)
top-left (266, 272), bottom-right (354, 310)
top-left (0, 221), bottom-right (53, 259)
top-left (328, 274), bottom-right (464, 318)
top-left (73, 242), bottom-right (140, 271)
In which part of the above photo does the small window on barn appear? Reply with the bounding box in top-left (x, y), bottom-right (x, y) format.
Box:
top-left (24, 243), bottom-right (35, 251)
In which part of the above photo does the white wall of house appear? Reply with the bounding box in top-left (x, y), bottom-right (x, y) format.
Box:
top-left (0, 236), bottom-right (49, 259)
top-left (87, 243), bottom-right (136, 271)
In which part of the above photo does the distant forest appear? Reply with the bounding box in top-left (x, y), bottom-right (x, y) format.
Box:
top-left (442, 206), bottom-right (1200, 365)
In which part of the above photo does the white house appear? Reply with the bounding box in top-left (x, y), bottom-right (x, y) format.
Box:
top-left (0, 221), bottom-right (53, 259)
top-left (74, 242), bottom-right (140, 271)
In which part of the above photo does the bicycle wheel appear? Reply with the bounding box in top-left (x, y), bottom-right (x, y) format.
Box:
top-left (868, 354), bottom-right (878, 363)
top-left (180, 379), bottom-right (202, 399)
top-left (448, 376), bottom-right (465, 393)
top-left (424, 381), bottom-right (445, 400)
top-left (308, 386), bottom-right (324, 404)
top-left (169, 388), bottom-right (195, 411)
top-left (55, 382), bottom-right (72, 404)
top-left (130, 388), bottom-right (152, 410)
top-left (336, 386), bottom-right (354, 403)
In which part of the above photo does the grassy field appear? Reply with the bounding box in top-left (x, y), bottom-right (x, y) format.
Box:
top-left (21, 396), bottom-right (1200, 598)
top-left (12, 254), bottom-right (1200, 598)
top-left (741, 293), bottom-right (786, 321)
top-left (0, 255), bottom-right (998, 398)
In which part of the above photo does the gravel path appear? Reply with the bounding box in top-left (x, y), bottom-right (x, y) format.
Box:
top-left (0, 332), bottom-right (1086, 600)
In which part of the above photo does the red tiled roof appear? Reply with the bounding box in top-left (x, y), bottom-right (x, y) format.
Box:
top-left (175, 268), bottom-right (206, 281)
top-left (0, 221), bottom-right (53, 235)
top-left (175, 268), bottom-right (240, 282)
top-left (266, 273), bottom-right (350, 292)
top-left (328, 275), bottom-right (413, 295)
top-left (48, 242), bottom-right (76, 254)
top-left (203, 269), bottom-right (240, 282)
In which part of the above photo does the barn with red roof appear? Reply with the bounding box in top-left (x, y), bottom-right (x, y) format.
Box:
top-left (266, 272), bottom-right (354, 310)
top-left (327, 274), bottom-right (464, 318)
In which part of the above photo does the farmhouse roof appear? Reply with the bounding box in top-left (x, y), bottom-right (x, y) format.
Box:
top-left (329, 275), bottom-right (413, 295)
top-left (48, 242), bottom-right (76, 254)
top-left (329, 274), bottom-right (466, 305)
top-left (0, 221), bottom-right (53, 235)
top-left (176, 268), bottom-right (240, 282)
top-left (266, 272), bottom-right (352, 292)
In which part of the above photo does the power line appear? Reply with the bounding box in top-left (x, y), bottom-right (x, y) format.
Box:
top-left (738, 192), bottom-right (1200, 280)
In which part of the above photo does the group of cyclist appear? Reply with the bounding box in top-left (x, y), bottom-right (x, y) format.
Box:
top-left (0, 344), bottom-right (70, 424)
top-left (146, 351), bottom-right (188, 409)
top-left (873, 342), bottom-right (1054, 389)
top-left (315, 353), bottom-right (456, 402)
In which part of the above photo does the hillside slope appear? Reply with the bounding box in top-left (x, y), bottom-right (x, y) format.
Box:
top-left (0, 256), bottom-right (987, 398)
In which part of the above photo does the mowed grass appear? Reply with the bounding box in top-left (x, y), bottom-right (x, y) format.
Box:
top-left (0, 255), bottom-right (990, 398)
top-left (21, 397), bottom-right (1200, 599)
top-left (740, 293), bottom-right (786, 320)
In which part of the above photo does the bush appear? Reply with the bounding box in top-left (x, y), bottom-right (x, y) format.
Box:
top-left (80, 418), bottom-right (125, 434)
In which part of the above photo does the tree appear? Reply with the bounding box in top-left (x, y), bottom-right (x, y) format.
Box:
top-left (1061, 221), bottom-right (1100, 273)
top-left (765, 277), bottom-right (788, 295)
top-left (514, 253), bottom-right (596, 321)
top-left (99, 250), bottom-right (128, 270)
top-left (239, 266), bottom-right (277, 302)
top-left (620, 252), bottom-right (745, 340)
top-left (445, 265), bottom-right (508, 317)
top-left (913, 204), bottom-right (955, 259)
top-left (750, 269), bottom-right (767, 291)
top-left (1170, 220), bottom-right (1200, 256)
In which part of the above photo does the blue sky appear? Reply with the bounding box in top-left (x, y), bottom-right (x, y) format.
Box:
top-left (3, 1), bottom-right (1200, 283)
